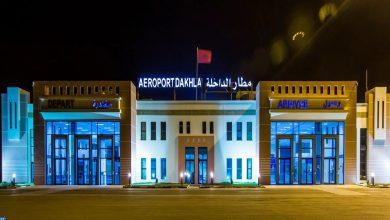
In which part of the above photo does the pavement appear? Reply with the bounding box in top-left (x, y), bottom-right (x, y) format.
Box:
top-left (0, 185), bottom-right (389, 219)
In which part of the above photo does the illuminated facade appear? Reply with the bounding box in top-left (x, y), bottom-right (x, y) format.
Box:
top-left (135, 100), bottom-right (258, 184)
top-left (32, 81), bottom-right (136, 185)
top-left (257, 81), bottom-right (357, 184)
top-left (356, 87), bottom-right (390, 183)
top-left (1, 87), bottom-right (34, 183)
top-left (7, 80), bottom-right (390, 185)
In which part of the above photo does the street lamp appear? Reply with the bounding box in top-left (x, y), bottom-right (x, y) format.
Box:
top-left (258, 173), bottom-right (261, 186)
top-left (128, 172), bottom-right (131, 186)
top-left (180, 172), bottom-right (184, 186)
top-left (12, 173), bottom-right (16, 186)
top-left (210, 172), bottom-right (214, 185)
top-left (371, 172), bottom-right (375, 186)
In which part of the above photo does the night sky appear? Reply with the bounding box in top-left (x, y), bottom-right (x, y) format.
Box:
top-left (1, 0), bottom-right (390, 101)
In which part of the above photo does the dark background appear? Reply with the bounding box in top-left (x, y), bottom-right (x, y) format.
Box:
top-left (1, 0), bottom-right (390, 101)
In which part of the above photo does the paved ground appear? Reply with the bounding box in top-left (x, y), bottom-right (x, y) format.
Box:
top-left (0, 185), bottom-right (389, 219)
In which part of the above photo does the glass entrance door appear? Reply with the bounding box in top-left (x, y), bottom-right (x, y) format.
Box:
top-left (76, 136), bottom-right (91, 185)
top-left (99, 136), bottom-right (114, 185)
top-left (53, 136), bottom-right (67, 185)
top-left (277, 137), bottom-right (292, 184)
top-left (323, 137), bottom-right (338, 184)
top-left (185, 147), bottom-right (195, 184)
top-left (300, 137), bottom-right (315, 184)
top-left (198, 147), bottom-right (208, 184)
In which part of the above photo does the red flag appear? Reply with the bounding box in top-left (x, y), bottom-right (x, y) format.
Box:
top-left (197, 49), bottom-right (212, 64)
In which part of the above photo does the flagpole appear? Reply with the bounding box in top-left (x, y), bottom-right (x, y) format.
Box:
top-left (196, 47), bottom-right (198, 100)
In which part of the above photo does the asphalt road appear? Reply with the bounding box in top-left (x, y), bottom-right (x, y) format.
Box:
top-left (0, 185), bottom-right (389, 219)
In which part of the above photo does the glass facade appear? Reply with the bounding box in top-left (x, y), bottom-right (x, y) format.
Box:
top-left (198, 147), bottom-right (208, 184)
top-left (45, 121), bottom-right (120, 185)
top-left (161, 158), bottom-right (166, 180)
top-left (151, 158), bottom-right (156, 179)
top-left (226, 158), bottom-right (232, 181)
top-left (270, 121), bottom-right (344, 185)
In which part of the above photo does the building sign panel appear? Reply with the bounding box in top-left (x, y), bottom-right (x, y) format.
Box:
top-left (138, 77), bottom-right (252, 90)
top-left (42, 98), bottom-right (119, 110)
top-left (270, 99), bottom-right (347, 110)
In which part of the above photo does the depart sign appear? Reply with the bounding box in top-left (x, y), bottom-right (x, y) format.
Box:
top-left (42, 98), bottom-right (118, 110)
top-left (138, 77), bottom-right (252, 90)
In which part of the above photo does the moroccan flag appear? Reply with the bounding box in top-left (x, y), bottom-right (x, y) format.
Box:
top-left (197, 48), bottom-right (212, 64)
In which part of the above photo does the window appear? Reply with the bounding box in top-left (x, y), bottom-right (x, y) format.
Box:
top-left (247, 122), bottom-right (252, 141)
top-left (227, 158), bottom-right (232, 180)
top-left (320, 86), bottom-right (324, 94)
top-left (341, 86), bottom-right (345, 95)
top-left (80, 86), bottom-right (84, 95)
top-left (327, 86), bottom-right (331, 95)
top-left (141, 158), bottom-right (146, 180)
top-left (73, 86), bottom-right (78, 95)
top-left (285, 86), bottom-right (289, 94)
top-left (237, 122), bottom-right (242, 141)
top-left (151, 122), bottom-right (156, 140)
top-left (87, 86), bottom-right (91, 95)
top-left (14, 102), bottom-right (17, 129)
top-left (66, 86), bottom-right (70, 95)
top-left (109, 86), bottom-right (113, 94)
top-left (179, 121), bottom-right (183, 134)
top-left (360, 128), bottom-right (367, 180)
top-left (278, 86), bottom-right (282, 94)
top-left (161, 158), bottom-right (166, 180)
top-left (59, 86), bottom-right (63, 95)
top-left (334, 86), bottom-right (338, 95)
top-left (151, 158), bottom-right (156, 179)
top-left (299, 86), bottom-right (303, 94)
top-left (44, 85), bottom-right (50, 95)
top-left (247, 158), bottom-right (252, 179)
top-left (9, 102), bottom-right (12, 129)
top-left (227, 122), bottom-right (232, 141)
top-left (161, 122), bottom-right (166, 140)
top-left (202, 121), bottom-right (206, 134)
top-left (116, 86), bottom-right (120, 95)
top-left (271, 86), bottom-right (275, 93)
top-left (237, 158), bottom-right (242, 179)
top-left (313, 86), bottom-right (317, 94)
top-left (186, 121), bottom-right (190, 134)
top-left (292, 86), bottom-right (296, 94)
top-left (141, 122), bottom-right (146, 140)
top-left (102, 86), bottom-right (106, 94)
top-left (210, 122), bottom-right (214, 134)
top-left (306, 86), bottom-right (310, 94)
top-left (377, 101), bottom-right (380, 129)
top-left (52, 86), bottom-right (56, 95)
top-left (383, 101), bottom-right (385, 129)
top-left (95, 86), bottom-right (99, 93)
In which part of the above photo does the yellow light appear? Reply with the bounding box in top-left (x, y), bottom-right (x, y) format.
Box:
top-left (292, 31), bottom-right (305, 41)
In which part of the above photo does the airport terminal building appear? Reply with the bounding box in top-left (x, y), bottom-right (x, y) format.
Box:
top-left (1, 80), bottom-right (389, 185)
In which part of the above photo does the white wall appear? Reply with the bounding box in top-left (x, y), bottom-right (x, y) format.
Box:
top-left (134, 100), bottom-right (258, 183)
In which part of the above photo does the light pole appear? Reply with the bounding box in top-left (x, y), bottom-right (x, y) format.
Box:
top-left (128, 172), bottom-right (131, 186)
top-left (371, 172), bottom-right (375, 186)
top-left (258, 173), bottom-right (261, 186)
top-left (210, 172), bottom-right (214, 185)
top-left (180, 172), bottom-right (184, 186)
top-left (12, 173), bottom-right (16, 186)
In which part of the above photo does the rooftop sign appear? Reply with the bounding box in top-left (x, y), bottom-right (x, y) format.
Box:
top-left (138, 77), bottom-right (252, 90)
